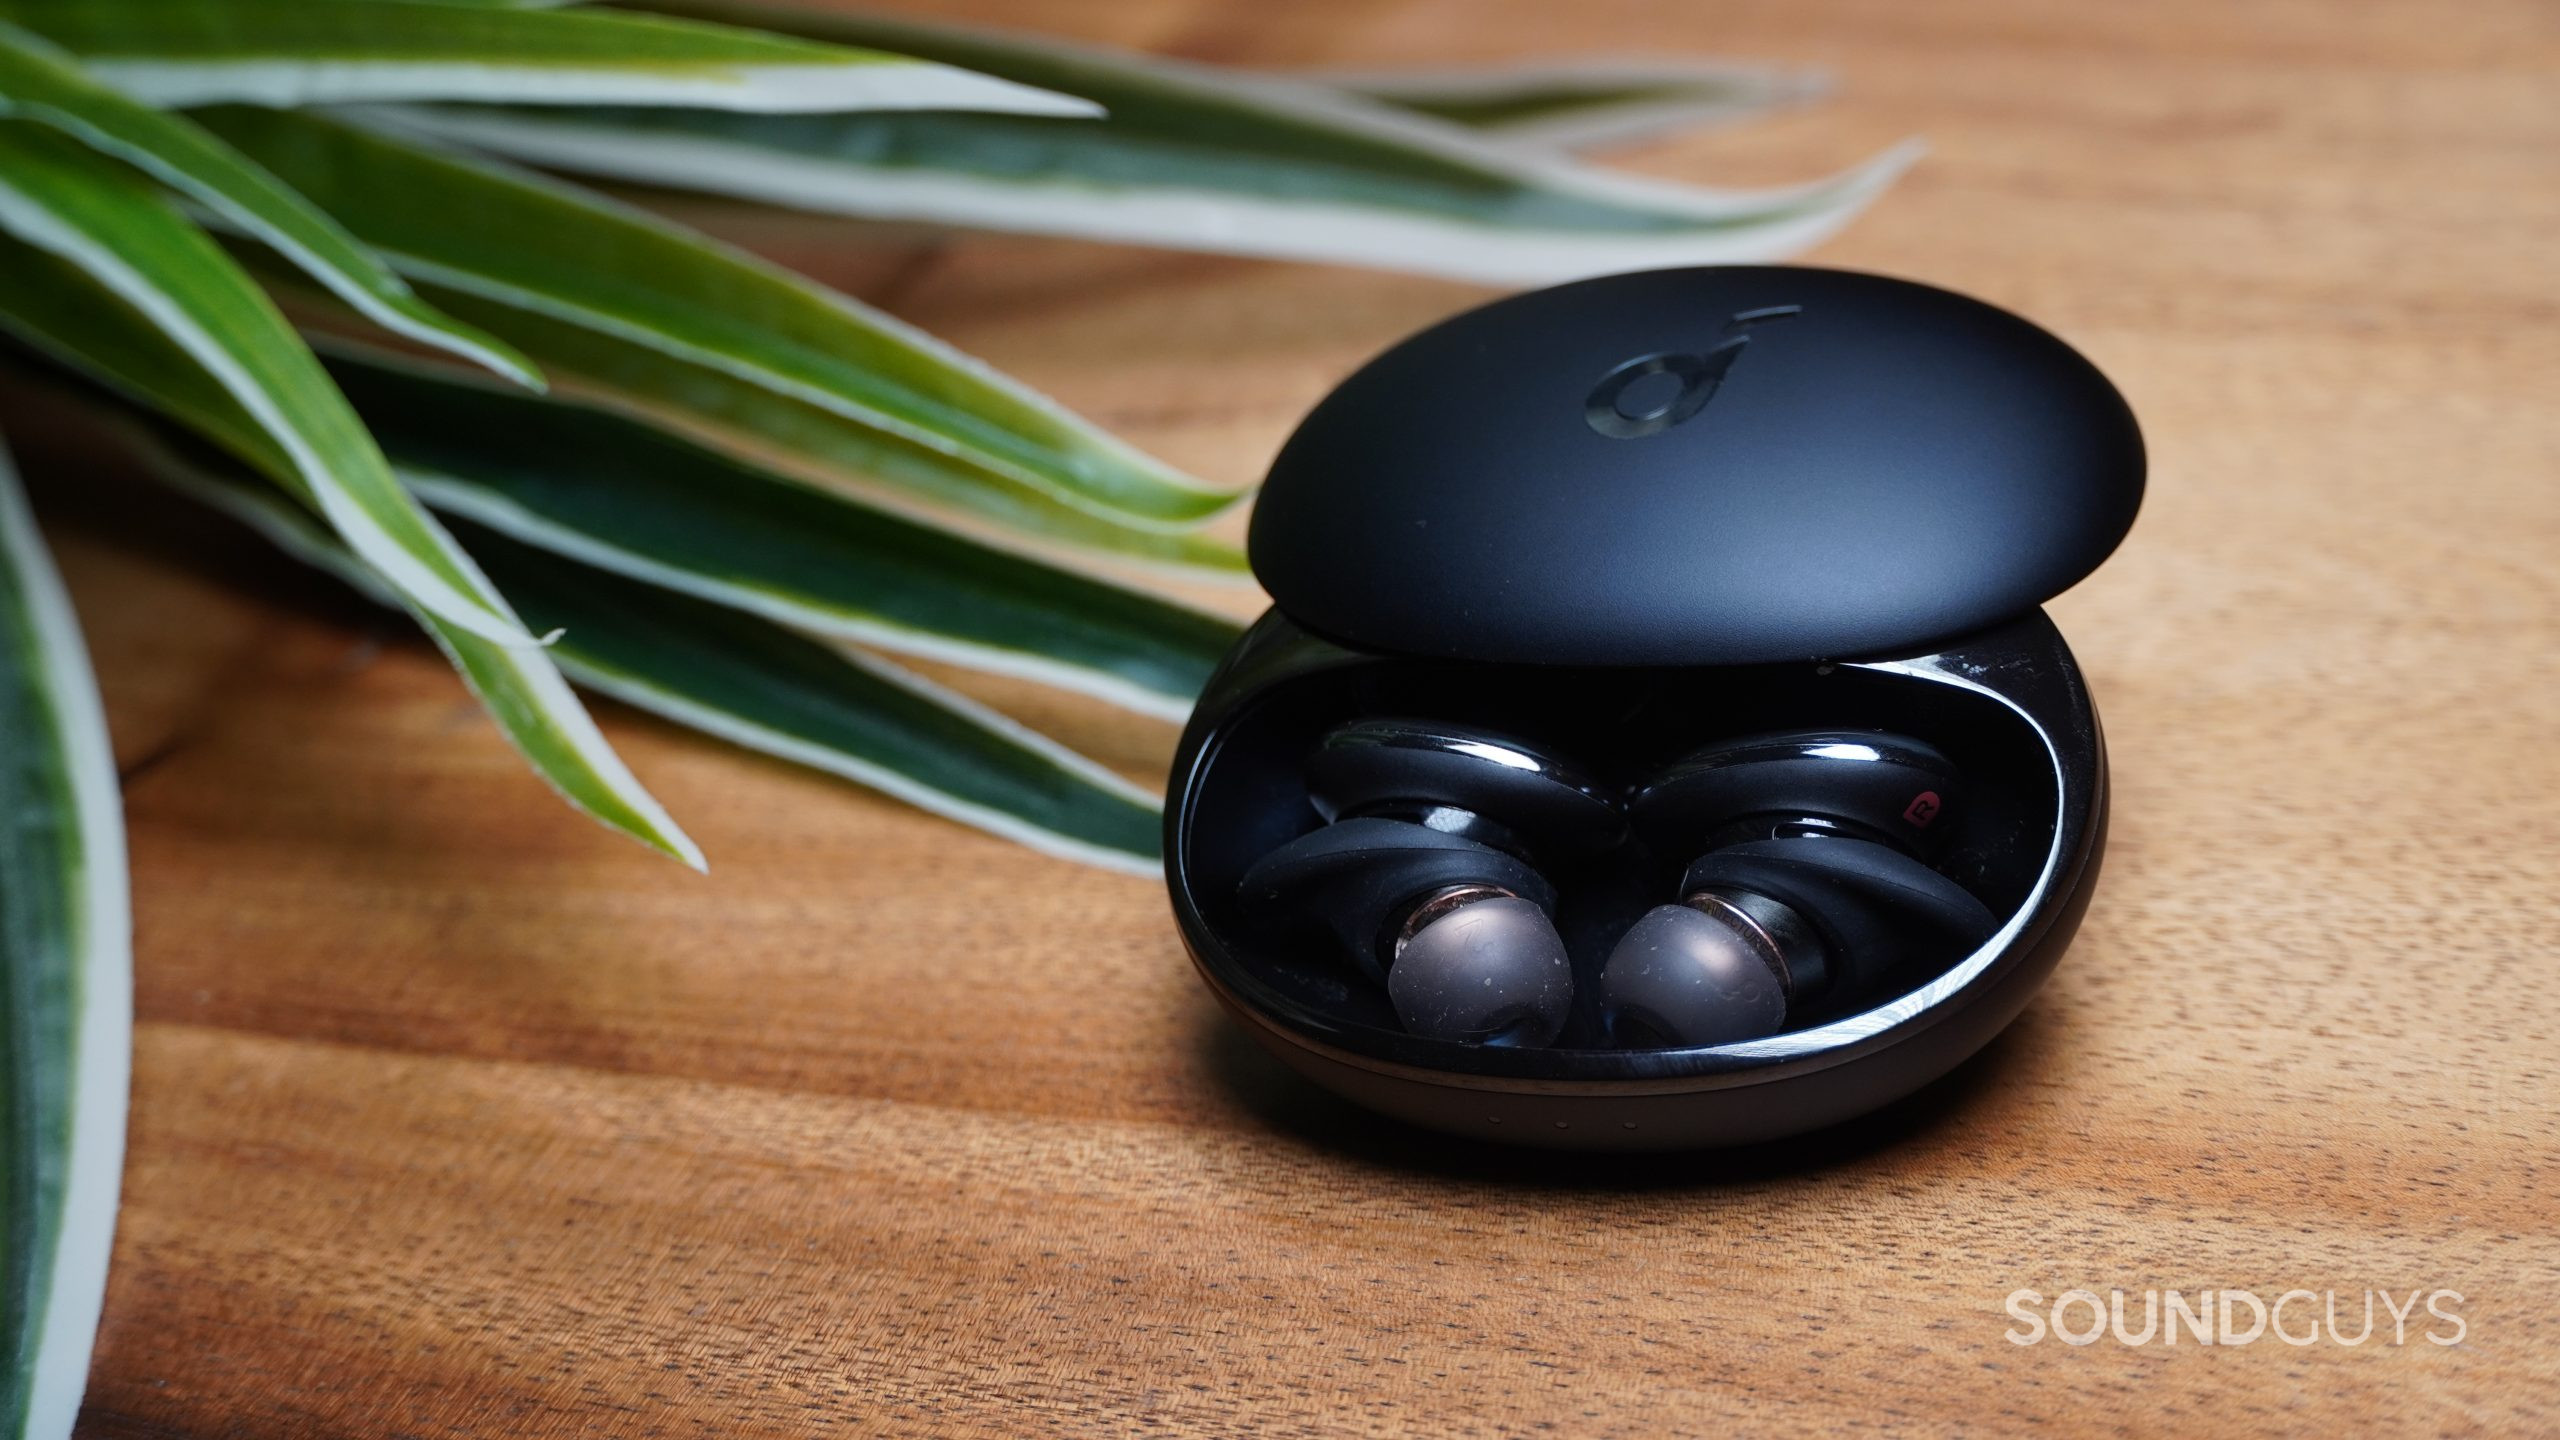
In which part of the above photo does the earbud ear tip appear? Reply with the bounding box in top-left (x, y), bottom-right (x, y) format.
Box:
top-left (1602, 903), bottom-right (1790, 1048)
top-left (1387, 896), bottom-right (1573, 1047)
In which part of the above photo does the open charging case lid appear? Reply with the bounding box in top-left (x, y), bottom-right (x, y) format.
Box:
top-left (1171, 266), bottom-right (2143, 1148)
top-left (1248, 267), bottom-right (2142, 667)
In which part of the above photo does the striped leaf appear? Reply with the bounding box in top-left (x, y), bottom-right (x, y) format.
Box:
top-left (414, 595), bottom-right (708, 870)
top-left (198, 106), bottom-right (1244, 531)
top-left (1317, 59), bottom-right (1820, 152)
top-left (0, 0), bottom-right (1094, 116)
top-left (9, 238), bottom-right (1236, 710)
top-left (325, 292), bottom-right (1250, 580)
top-left (373, 0), bottom-right (1915, 285)
top-left (140, 430), bottom-right (1165, 873)
top-left (153, 431), bottom-right (707, 871)
top-left (0, 120), bottom-right (536, 648)
top-left (0, 233), bottom-right (703, 867)
top-left (321, 353), bottom-right (1239, 720)
top-left (0, 431), bottom-right (129, 1440)
top-left (474, 526), bottom-right (1167, 873)
top-left (0, 20), bottom-right (535, 385)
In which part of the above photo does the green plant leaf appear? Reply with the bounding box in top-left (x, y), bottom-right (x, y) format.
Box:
top-left (194, 106), bottom-right (1243, 531)
top-left (474, 524), bottom-right (1167, 873)
top-left (1315, 59), bottom-right (1819, 152)
top-left (0, 0), bottom-right (1095, 115)
top-left (326, 351), bottom-right (1239, 720)
top-left (0, 235), bottom-right (705, 867)
top-left (0, 21), bottom-right (536, 386)
top-left (375, 0), bottom-right (1915, 285)
top-left (138, 428), bottom-right (1165, 873)
top-left (0, 120), bottom-right (540, 648)
top-left (146, 429), bottom-right (706, 871)
top-left (0, 429), bottom-right (129, 1440)
top-left (338, 293), bottom-right (1251, 580)
top-left (416, 594), bottom-right (709, 869)
top-left (0, 235), bottom-right (281, 468)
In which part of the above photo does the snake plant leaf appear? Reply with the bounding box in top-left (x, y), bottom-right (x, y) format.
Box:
top-left (1315, 59), bottom-right (1820, 153)
top-left (0, 121), bottom-right (540, 649)
top-left (0, 432), bottom-right (130, 1440)
top-left (324, 352), bottom-right (1239, 720)
top-left (0, 21), bottom-right (536, 387)
top-left (375, 0), bottom-right (1915, 285)
top-left (140, 433), bottom-right (1164, 873)
top-left (0, 238), bottom-right (704, 867)
top-left (0, 0), bottom-right (1094, 116)
top-left (196, 106), bottom-right (1243, 531)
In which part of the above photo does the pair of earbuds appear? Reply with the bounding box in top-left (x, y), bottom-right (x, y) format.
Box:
top-left (1238, 719), bottom-right (2002, 1049)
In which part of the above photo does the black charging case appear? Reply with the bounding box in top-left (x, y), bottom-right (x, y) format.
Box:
top-left (1166, 267), bottom-right (2142, 1150)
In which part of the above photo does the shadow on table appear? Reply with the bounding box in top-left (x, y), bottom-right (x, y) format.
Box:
top-left (1197, 1001), bottom-right (2049, 1190)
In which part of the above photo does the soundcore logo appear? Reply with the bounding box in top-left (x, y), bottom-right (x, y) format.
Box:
top-left (1583, 304), bottom-right (1802, 439)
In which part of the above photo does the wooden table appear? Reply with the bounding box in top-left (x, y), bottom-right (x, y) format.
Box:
top-left (31, 0), bottom-right (2559, 1433)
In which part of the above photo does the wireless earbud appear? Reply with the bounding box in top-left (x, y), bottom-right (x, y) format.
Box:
top-left (1601, 731), bottom-right (2000, 1048)
top-left (1238, 720), bottom-right (1622, 1047)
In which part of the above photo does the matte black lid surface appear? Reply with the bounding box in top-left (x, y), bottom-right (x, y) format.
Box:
top-left (1249, 267), bottom-right (2143, 666)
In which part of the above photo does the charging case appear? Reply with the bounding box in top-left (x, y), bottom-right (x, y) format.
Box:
top-left (1166, 267), bottom-right (2142, 1150)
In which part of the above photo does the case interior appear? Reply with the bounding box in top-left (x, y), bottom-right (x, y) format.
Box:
top-left (1181, 657), bottom-right (2058, 1052)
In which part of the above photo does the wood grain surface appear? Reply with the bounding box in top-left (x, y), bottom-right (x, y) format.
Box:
top-left (19, 0), bottom-right (2560, 1433)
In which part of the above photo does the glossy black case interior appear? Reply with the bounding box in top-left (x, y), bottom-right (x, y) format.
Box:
top-left (1167, 610), bottom-right (2106, 1150)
